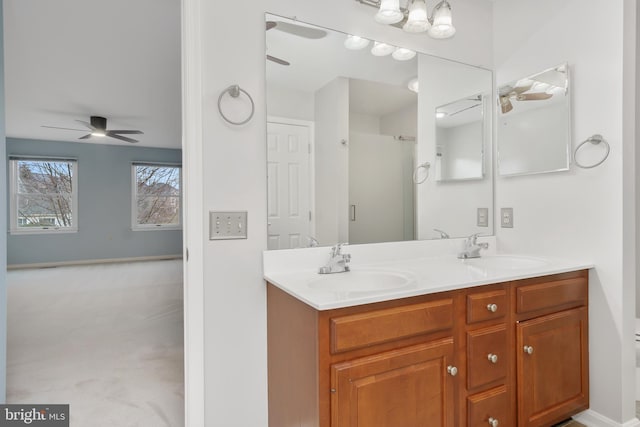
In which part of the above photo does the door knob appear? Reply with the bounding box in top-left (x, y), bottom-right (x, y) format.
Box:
top-left (447, 365), bottom-right (458, 376)
top-left (488, 417), bottom-right (499, 427)
top-left (487, 353), bottom-right (498, 364)
top-left (486, 303), bottom-right (498, 312)
top-left (523, 345), bottom-right (534, 355)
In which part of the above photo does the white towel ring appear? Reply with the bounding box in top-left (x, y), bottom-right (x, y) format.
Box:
top-left (218, 85), bottom-right (255, 126)
top-left (413, 162), bottom-right (431, 184)
top-left (574, 134), bottom-right (610, 169)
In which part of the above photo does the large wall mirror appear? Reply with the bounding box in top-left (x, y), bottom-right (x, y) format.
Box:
top-left (265, 13), bottom-right (494, 250)
top-left (497, 63), bottom-right (570, 176)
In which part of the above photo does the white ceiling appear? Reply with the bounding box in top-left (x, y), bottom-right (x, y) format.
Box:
top-left (266, 14), bottom-right (418, 118)
top-left (3, 0), bottom-right (182, 149)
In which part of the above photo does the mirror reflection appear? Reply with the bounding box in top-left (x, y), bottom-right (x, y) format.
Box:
top-left (497, 63), bottom-right (570, 176)
top-left (265, 13), bottom-right (493, 250)
top-left (435, 95), bottom-right (485, 181)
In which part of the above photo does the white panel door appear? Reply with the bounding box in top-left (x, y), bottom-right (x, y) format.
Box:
top-left (267, 121), bottom-right (312, 250)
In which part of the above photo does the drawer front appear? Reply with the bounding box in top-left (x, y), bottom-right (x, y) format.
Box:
top-left (467, 324), bottom-right (507, 390)
top-left (516, 276), bottom-right (587, 316)
top-left (330, 299), bottom-right (454, 353)
top-left (467, 385), bottom-right (508, 427)
top-left (467, 289), bottom-right (507, 324)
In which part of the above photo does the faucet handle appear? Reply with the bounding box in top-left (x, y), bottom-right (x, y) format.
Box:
top-left (467, 233), bottom-right (481, 244)
top-left (331, 242), bottom-right (348, 257)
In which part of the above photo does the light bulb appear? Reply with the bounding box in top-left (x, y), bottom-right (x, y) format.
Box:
top-left (392, 47), bottom-right (416, 61)
top-left (371, 41), bottom-right (396, 56)
top-left (375, 0), bottom-right (404, 24)
top-left (344, 35), bottom-right (370, 50)
top-left (407, 77), bottom-right (419, 93)
top-left (436, 111), bottom-right (446, 119)
top-left (403, 0), bottom-right (430, 33)
top-left (429, 1), bottom-right (456, 39)
top-left (91, 130), bottom-right (106, 137)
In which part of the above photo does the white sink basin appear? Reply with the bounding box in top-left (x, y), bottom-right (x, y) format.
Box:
top-left (464, 255), bottom-right (549, 270)
top-left (307, 270), bottom-right (415, 293)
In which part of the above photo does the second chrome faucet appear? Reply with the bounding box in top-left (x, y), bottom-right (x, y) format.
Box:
top-left (458, 234), bottom-right (489, 259)
top-left (319, 243), bottom-right (351, 274)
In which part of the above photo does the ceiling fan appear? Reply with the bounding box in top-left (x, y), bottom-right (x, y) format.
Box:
top-left (265, 20), bottom-right (328, 66)
top-left (498, 84), bottom-right (553, 114)
top-left (42, 116), bottom-right (144, 143)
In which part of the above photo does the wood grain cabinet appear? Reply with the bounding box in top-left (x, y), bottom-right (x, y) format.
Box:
top-left (267, 269), bottom-right (589, 427)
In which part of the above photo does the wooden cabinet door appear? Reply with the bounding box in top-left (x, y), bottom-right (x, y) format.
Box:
top-left (331, 338), bottom-right (455, 427)
top-left (517, 307), bottom-right (589, 427)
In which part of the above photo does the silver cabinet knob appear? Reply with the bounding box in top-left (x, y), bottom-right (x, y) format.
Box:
top-left (488, 417), bottom-right (499, 427)
top-left (487, 353), bottom-right (498, 364)
top-left (447, 365), bottom-right (458, 376)
top-left (523, 345), bottom-right (534, 355)
top-left (486, 303), bottom-right (498, 313)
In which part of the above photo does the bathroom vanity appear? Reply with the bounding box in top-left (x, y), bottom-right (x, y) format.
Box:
top-left (265, 253), bottom-right (590, 427)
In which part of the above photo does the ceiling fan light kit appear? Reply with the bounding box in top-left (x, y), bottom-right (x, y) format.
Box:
top-left (43, 115), bottom-right (143, 143)
top-left (356, 0), bottom-right (455, 38)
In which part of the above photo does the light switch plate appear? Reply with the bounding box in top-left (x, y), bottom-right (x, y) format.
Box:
top-left (501, 207), bottom-right (514, 228)
top-left (209, 211), bottom-right (248, 240)
top-left (477, 208), bottom-right (489, 227)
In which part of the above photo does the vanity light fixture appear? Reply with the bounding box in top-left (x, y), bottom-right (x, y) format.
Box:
top-left (355, 0), bottom-right (456, 39)
top-left (344, 35), bottom-right (371, 50)
top-left (392, 47), bottom-right (416, 60)
top-left (407, 77), bottom-right (419, 93)
top-left (371, 41), bottom-right (396, 56)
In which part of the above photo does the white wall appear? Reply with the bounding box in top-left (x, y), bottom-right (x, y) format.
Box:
top-left (191, 0), bottom-right (494, 426)
top-left (349, 112), bottom-right (380, 134)
top-left (493, 0), bottom-right (637, 425)
top-left (380, 102), bottom-right (417, 137)
top-left (437, 121), bottom-right (483, 180)
top-left (315, 77), bottom-right (349, 246)
top-left (266, 83), bottom-right (315, 121)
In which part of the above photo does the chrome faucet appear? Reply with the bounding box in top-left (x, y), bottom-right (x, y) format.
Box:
top-left (307, 236), bottom-right (319, 247)
top-left (319, 243), bottom-right (351, 274)
top-left (434, 228), bottom-right (450, 239)
top-left (458, 234), bottom-right (489, 259)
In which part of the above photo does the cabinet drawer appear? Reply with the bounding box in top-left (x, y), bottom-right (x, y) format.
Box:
top-left (467, 385), bottom-right (508, 427)
top-left (467, 289), bottom-right (507, 324)
top-left (467, 324), bottom-right (507, 390)
top-left (330, 299), bottom-right (454, 353)
top-left (516, 275), bottom-right (587, 316)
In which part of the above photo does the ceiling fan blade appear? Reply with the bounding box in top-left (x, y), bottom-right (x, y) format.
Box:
top-left (272, 21), bottom-right (327, 39)
top-left (517, 92), bottom-right (553, 101)
top-left (79, 134), bottom-right (92, 140)
top-left (108, 133), bottom-right (139, 143)
top-left (512, 83), bottom-right (533, 95)
top-left (75, 120), bottom-right (95, 130)
top-left (41, 125), bottom-right (86, 132)
top-left (107, 130), bottom-right (144, 135)
top-left (500, 97), bottom-right (513, 114)
top-left (267, 55), bottom-right (290, 66)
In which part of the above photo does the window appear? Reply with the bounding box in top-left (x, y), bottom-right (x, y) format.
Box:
top-left (132, 163), bottom-right (182, 230)
top-left (9, 157), bottom-right (78, 234)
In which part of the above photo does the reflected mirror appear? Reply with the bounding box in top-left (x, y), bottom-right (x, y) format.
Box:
top-left (265, 13), bottom-right (493, 249)
top-left (435, 95), bottom-right (485, 181)
top-left (497, 63), bottom-right (570, 176)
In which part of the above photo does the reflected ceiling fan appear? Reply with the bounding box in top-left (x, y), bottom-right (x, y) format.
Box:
top-left (265, 20), bottom-right (328, 66)
top-left (498, 84), bottom-right (553, 114)
top-left (42, 116), bottom-right (143, 143)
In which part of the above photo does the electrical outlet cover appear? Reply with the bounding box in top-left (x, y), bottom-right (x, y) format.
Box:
top-left (501, 207), bottom-right (514, 228)
top-left (477, 208), bottom-right (489, 227)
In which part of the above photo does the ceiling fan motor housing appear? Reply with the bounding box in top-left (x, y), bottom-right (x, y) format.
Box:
top-left (90, 116), bottom-right (107, 129)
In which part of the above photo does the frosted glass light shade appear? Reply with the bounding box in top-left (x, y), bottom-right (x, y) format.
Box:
top-left (375, 0), bottom-right (404, 24)
top-left (392, 47), bottom-right (416, 61)
top-left (407, 77), bottom-right (419, 93)
top-left (428, 1), bottom-right (456, 39)
top-left (371, 41), bottom-right (396, 56)
top-left (344, 35), bottom-right (370, 50)
top-left (403, 0), bottom-right (430, 33)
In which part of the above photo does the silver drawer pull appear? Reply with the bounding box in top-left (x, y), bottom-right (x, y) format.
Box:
top-left (447, 365), bottom-right (458, 376)
top-left (486, 303), bottom-right (498, 312)
top-left (487, 353), bottom-right (498, 364)
top-left (488, 417), bottom-right (499, 427)
top-left (523, 345), bottom-right (534, 355)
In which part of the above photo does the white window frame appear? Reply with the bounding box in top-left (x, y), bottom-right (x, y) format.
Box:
top-left (9, 157), bottom-right (79, 235)
top-left (131, 162), bottom-right (183, 231)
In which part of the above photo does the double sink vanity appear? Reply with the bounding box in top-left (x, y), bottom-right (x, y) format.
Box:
top-left (264, 239), bottom-right (592, 427)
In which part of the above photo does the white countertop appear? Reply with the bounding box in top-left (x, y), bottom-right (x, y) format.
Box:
top-left (264, 247), bottom-right (593, 310)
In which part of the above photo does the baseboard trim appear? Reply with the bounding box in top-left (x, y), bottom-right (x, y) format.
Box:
top-left (573, 410), bottom-right (640, 427)
top-left (7, 254), bottom-right (183, 270)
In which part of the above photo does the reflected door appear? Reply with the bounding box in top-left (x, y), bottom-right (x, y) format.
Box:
top-left (267, 121), bottom-right (312, 250)
top-left (349, 133), bottom-right (415, 244)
